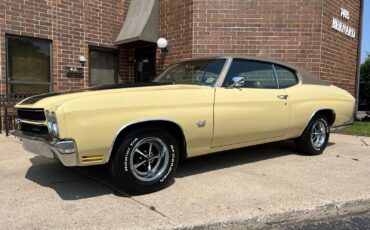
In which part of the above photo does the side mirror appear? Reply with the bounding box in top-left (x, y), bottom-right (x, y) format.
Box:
top-left (228, 76), bottom-right (244, 89)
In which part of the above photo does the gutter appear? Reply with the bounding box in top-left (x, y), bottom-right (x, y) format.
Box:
top-left (355, 0), bottom-right (364, 118)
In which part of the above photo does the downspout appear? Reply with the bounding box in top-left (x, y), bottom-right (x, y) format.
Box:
top-left (355, 0), bottom-right (364, 118)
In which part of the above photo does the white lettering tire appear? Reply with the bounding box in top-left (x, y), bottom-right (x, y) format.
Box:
top-left (108, 128), bottom-right (180, 194)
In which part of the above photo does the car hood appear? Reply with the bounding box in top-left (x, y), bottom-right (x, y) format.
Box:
top-left (15, 82), bottom-right (209, 109)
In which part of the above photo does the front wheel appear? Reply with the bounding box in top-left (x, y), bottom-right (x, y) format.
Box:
top-left (109, 128), bottom-right (180, 194)
top-left (295, 115), bottom-right (330, 155)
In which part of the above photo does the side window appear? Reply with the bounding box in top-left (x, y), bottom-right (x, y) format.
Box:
top-left (274, 65), bottom-right (298, 88)
top-left (159, 59), bottom-right (226, 86)
top-left (223, 60), bottom-right (278, 89)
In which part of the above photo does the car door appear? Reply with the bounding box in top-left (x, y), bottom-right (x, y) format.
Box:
top-left (212, 59), bottom-right (290, 147)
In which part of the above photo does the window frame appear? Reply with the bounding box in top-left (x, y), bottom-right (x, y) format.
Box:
top-left (272, 64), bottom-right (299, 89)
top-left (154, 58), bottom-right (228, 86)
top-left (6, 34), bottom-right (53, 94)
top-left (88, 46), bottom-right (119, 87)
top-left (221, 58), bottom-right (299, 89)
top-left (222, 59), bottom-right (279, 89)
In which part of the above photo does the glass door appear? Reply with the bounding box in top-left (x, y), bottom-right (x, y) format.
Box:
top-left (135, 46), bottom-right (156, 82)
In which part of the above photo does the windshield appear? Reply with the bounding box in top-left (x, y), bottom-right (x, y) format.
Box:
top-left (154, 59), bottom-right (226, 86)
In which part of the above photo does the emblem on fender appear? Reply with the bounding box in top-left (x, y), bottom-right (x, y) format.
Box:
top-left (197, 120), bottom-right (207, 128)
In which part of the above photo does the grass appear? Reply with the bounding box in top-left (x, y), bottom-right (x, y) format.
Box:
top-left (337, 122), bottom-right (370, 137)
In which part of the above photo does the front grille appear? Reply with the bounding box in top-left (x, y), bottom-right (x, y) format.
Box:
top-left (20, 123), bottom-right (49, 135)
top-left (17, 109), bottom-right (46, 121)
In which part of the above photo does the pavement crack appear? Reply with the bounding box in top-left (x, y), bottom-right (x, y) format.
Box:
top-left (73, 168), bottom-right (172, 221)
top-left (360, 138), bottom-right (369, 146)
top-left (127, 196), bottom-right (168, 218)
top-left (335, 203), bottom-right (339, 217)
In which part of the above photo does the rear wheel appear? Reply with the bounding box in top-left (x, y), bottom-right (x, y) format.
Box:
top-left (109, 128), bottom-right (179, 194)
top-left (295, 115), bottom-right (330, 155)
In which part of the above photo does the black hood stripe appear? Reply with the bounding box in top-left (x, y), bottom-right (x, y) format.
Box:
top-left (20, 82), bottom-right (173, 105)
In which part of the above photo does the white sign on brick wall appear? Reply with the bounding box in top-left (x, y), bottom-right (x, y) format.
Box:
top-left (340, 8), bottom-right (350, 20)
top-left (332, 8), bottom-right (356, 38)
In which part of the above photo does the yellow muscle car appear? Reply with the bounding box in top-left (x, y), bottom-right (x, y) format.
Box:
top-left (14, 56), bottom-right (355, 194)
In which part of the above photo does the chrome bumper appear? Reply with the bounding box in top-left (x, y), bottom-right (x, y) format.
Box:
top-left (12, 131), bottom-right (78, 167)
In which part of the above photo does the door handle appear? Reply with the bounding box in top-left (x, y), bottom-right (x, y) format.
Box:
top-left (277, 95), bottom-right (288, 100)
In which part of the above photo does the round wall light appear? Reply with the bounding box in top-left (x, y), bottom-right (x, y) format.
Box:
top-left (157, 38), bottom-right (168, 50)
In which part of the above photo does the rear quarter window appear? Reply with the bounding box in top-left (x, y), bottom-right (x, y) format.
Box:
top-left (274, 65), bottom-right (298, 88)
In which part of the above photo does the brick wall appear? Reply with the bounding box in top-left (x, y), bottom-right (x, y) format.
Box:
top-left (0, 0), bottom-right (128, 93)
top-left (190, 0), bottom-right (361, 95)
top-left (192, 0), bottom-right (324, 77)
top-left (157, 0), bottom-right (193, 73)
top-left (119, 46), bottom-right (135, 83)
top-left (320, 0), bottom-right (361, 95)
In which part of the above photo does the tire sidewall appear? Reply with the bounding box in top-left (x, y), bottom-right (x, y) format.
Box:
top-left (111, 129), bottom-right (179, 193)
top-left (306, 116), bottom-right (330, 154)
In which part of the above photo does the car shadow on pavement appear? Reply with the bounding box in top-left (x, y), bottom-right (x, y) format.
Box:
top-left (25, 156), bottom-right (114, 200)
top-left (24, 140), bottom-right (335, 199)
top-left (175, 140), bottom-right (329, 178)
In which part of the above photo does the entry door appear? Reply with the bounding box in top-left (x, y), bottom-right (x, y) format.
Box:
top-left (212, 59), bottom-right (290, 147)
top-left (135, 46), bottom-right (156, 82)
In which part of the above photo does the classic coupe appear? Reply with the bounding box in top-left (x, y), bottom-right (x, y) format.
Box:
top-left (14, 56), bottom-right (355, 194)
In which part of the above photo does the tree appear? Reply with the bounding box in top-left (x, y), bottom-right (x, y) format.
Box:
top-left (360, 53), bottom-right (370, 107)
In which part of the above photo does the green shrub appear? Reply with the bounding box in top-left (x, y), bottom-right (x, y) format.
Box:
top-left (360, 53), bottom-right (370, 105)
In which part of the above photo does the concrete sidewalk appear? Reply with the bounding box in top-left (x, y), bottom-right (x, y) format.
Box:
top-left (0, 133), bottom-right (369, 229)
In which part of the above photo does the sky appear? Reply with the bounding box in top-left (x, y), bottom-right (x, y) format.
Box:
top-left (362, 0), bottom-right (370, 63)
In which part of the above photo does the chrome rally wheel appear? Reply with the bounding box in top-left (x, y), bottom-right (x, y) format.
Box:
top-left (129, 137), bottom-right (170, 182)
top-left (109, 128), bottom-right (179, 194)
top-left (296, 115), bottom-right (330, 155)
top-left (310, 119), bottom-right (328, 150)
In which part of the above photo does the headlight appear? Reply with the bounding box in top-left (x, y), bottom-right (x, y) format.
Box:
top-left (45, 111), bottom-right (59, 137)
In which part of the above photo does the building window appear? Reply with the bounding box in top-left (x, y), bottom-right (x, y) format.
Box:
top-left (89, 48), bottom-right (118, 86)
top-left (7, 36), bottom-right (51, 94)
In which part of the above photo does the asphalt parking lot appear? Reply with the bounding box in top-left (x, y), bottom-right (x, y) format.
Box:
top-left (0, 133), bottom-right (370, 229)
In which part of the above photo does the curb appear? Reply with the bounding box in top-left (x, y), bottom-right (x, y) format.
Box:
top-left (177, 198), bottom-right (370, 230)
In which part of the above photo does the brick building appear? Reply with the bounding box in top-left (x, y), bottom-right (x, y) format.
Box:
top-left (0, 0), bottom-right (363, 96)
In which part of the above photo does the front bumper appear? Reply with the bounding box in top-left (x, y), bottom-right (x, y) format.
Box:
top-left (12, 131), bottom-right (78, 167)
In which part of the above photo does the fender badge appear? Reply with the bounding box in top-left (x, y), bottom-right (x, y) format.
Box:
top-left (197, 120), bottom-right (207, 128)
